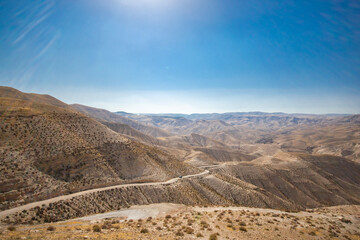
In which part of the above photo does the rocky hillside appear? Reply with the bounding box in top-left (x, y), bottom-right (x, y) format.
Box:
top-left (214, 153), bottom-right (360, 209)
top-left (1, 87), bottom-right (360, 227)
top-left (118, 111), bottom-right (360, 162)
top-left (4, 150), bottom-right (360, 225)
top-left (0, 87), bottom-right (199, 211)
top-left (101, 121), bottom-right (160, 146)
top-left (71, 104), bottom-right (171, 138)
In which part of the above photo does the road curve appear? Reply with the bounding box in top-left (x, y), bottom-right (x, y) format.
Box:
top-left (0, 170), bottom-right (209, 219)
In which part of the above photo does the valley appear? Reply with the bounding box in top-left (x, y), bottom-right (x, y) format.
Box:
top-left (1, 87), bottom-right (360, 239)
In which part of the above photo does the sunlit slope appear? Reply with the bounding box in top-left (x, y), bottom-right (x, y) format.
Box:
top-left (215, 152), bottom-right (360, 209)
top-left (0, 87), bottom-right (199, 210)
top-left (72, 104), bottom-right (171, 138)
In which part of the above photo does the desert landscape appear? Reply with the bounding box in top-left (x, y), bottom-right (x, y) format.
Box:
top-left (0, 86), bottom-right (359, 239)
top-left (1, 0), bottom-right (360, 239)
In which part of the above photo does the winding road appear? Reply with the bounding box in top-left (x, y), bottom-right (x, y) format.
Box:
top-left (0, 170), bottom-right (210, 219)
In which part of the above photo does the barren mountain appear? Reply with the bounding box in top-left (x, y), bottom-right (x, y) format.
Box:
top-left (117, 113), bottom-right (237, 136)
top-left (116, 112), bottom-right (338, 133)
top-left (214, 152), bottom-right (360, 209)
top-left (274, 122), bottom-right (360, 162)
top-left (0, 87), bottom-right (199, 211)
top-left (101, 121), bottom-right (160, 146)
top-left (119, 111), bottom-right (360, 163)
top-left (72, 104), bottom-right (171, 138)
top-left (1, 87), bottom-right (360, 234)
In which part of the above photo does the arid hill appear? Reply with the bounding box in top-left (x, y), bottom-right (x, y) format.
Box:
top-left (117, 111), bottom-right (360, 162)
top-left (1, 87), bottom-right (360, 229)
top-left (0, 87), bottom-right (199, 211)
top-left (101, 121), bottom-right (160, 146)
top-left (71, 104), bottom-right (171, 138)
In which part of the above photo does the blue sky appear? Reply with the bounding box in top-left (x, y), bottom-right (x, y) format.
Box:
top-left (0, 0), bottom-right (359, 113)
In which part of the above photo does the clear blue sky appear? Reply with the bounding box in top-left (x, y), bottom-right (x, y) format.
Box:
top-left (0, 0), bottom-right (359, 113)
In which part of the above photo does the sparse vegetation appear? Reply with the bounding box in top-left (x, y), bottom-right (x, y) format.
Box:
top-left (185, 227), bottom-right (194, 234)
top-left (92, 225), bottom-right (101, 232)
top-left (340, 218), bottom-right (352, 224)
top-left (7, 226), bottom-right (16, 231)
top-left (140, 228), bottom-right (149, 233)
top-left (47, 226), bottom-right (56, 231)
top-left (1, 87), bottom-right (360, 240)
top-left (239, 226), bottom-right (247, 232)
top-left (209, 233), bottom-right (218, 240)
top-left (0, 204), bottom-right (359, 240)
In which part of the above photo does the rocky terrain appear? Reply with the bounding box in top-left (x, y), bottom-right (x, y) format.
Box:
top-left (1, 204), bottom-right (359, 240)
top-left (116, 111), bottom-right (360, 162)
top-left (71, 104), bottom-right (171, 138)
top-left (0, 87), bottom-right (199, 211)
top-left (1, 86), bottom-right (360, 239)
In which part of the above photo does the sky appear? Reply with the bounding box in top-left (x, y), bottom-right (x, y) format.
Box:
top-left (0, 0), bottom-right (359, 114)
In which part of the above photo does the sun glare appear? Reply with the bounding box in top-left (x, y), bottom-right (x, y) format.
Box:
top-left (119, 0), bottom-right (176, 9)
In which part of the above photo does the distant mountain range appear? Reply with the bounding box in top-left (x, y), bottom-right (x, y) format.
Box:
top-left (1, 86), bottom-right (360, 225)
top-left (116, 111), bottom-right (351, 119)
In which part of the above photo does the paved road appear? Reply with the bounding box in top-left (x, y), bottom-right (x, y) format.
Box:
top-left (0, 170), bottom-right (209, 219)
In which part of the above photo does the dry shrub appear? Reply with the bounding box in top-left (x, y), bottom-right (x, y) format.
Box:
top-left (185, 227), bottom-right (194, 234)
top-left (197, 232), bottom-right (204, 237)
top-left (140, 228), bottom-right (149, 234)
top-left (47, 226), bottom-right (56, 231)
top-left (93, 225), bottom-right (101, 232)
top-left (239, 226), bottom-right (247, 232)
top-left (7, 226), bottom-right (16, 231)
top-left (209, 233), bottom-right (218, 240)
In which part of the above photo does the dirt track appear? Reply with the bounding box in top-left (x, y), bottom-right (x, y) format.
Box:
top-left (0, 170), bottom-right (210, 219)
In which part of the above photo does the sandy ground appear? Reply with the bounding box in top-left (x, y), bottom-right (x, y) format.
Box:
top-left (75, 203), bottom-right (187, 222)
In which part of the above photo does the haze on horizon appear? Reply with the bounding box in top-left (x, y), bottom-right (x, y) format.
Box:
top-left (0, 0), bottom-right (359, 114)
